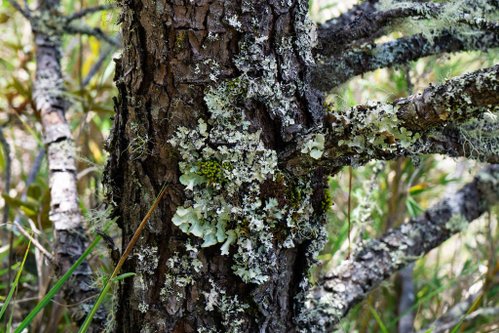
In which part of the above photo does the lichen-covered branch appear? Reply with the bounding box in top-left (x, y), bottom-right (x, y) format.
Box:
top-left (316, 0), bottom-right (378, 37)
top-left (417, 292), bottom-right (498, 333)
top-left (418, 115), bottom-right (499, 164)
top-left (318, 2), bottom-right (443, 56)
top-left (397, 264), bottom-right (415, 333)
top-left (285, 65), bottom-right (498, 176)
top-left (313, 28), bottom-right (499, 91)
top-left (298, 165), bottom-right (499, 332)
top-left (317, 0), bottom-right (498, 57)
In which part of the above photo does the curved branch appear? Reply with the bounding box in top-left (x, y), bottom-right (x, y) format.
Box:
top-left (284, 65), bottom-right (498, 176)
top-left (418, 307), bottom-right (499, 333)
top-left (65, 24), bottom-right (120, 46)
top-left (318, 2), bottom-right (443, 56)
top-left (317, 0), bottom-right (379, 35)
top-left (82, 34), bottom-right (121, 87)
top-left (418, 118), bottom-right (499, 164)
top-left (7, 0), bottom-right (30, 19)
top-left (298, 165), bottom-right (499, 332)
top-left (317, 0), bottom-right (499, 57)
top-left (66, 4), bottom-right (116, 22)
top-left (313, 28), bottom-right (499, 91)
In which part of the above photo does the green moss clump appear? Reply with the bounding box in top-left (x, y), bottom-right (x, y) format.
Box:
top-left (321, 190), bottom-right (332, 211)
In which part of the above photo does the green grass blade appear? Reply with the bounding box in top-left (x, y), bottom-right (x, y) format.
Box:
top-left (0, 239), bottom-right (31, 321)
top-left (369, 305), bottom-right (389, 333)
top-left (79, 183), bottom-right (167, 333)
top-left (14, 236), bottom-right (102, 333)
top-left (77, 279), bottom-right (112, 333)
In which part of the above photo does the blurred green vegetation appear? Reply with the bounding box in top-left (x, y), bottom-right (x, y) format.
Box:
top-left (0, 0), bottom-right (497, 332)
top-left (0, 0), bottom-right (118, 331)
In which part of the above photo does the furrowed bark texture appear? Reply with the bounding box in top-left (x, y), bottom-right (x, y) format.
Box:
top-left (106, 0), bottom-right (325, 332)
top-left (31, 0), bottom-right (105, 328)
top-left (299, 165), bottom-right (499, 332)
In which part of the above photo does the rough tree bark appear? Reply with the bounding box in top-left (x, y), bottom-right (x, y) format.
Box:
top-left (106, 1), bottom-right (325, 331)
top-left (105, 0), bottom-right (499, 332)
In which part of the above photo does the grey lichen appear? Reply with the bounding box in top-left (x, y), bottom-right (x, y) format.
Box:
top-left (160, 244), bottom-right (203, 311)
top-left (329, 101), bottom-right (421, 157)
top-left (134, 245), bottom-right (158, 275)
top-left (202, 280), bottom-right (250, 333)
top-left (458, 111), bottom-right (499, 162)
top-left (169, 79), bottom-right (316, 283)
top-left (445, 214), bottom-right (468, 232)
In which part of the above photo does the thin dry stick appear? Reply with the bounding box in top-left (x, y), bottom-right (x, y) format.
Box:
top-left (13, 221), bottom-right (54, 262)
top-left (114, 183), bottom-right (168, 275)
top-left (79, 183), bottom-right (168, 332)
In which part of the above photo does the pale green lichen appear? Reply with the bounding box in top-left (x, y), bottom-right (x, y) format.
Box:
top-left (169, 78), bottom-right (316, 283)
top-left (301, 133), bottom-right (325, 159)
top-left (331, 101), bottom-right (421, 156)
top-left (169, 5), bottom-right (322, 285)
top-left (458, 111), bottom-right (499, 162)
top-left (445, 214), bottom-right (468, 232)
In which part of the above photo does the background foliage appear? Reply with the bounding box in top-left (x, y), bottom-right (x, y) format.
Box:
top-left (0, 0), bottom-right (497, 332)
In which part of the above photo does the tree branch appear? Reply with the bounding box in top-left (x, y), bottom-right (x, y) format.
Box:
top-left (65, 24), bottom-right (120, 46)
top-left (418, 117), bottom-right (499, 164)
top-left (331, 64), bottom-right (498, 158)
top-left (65, 4), bottom-right (115, 22)
top-left (318, 2), bottom-right (443, 56)
top-left (26, 0), bottom-right (107, 328)
top-left (82, 37), bottom-right (120, 87)
top-left (7, 0), bottom-right (30, 19)
top-left (298, 165), bottom-right (499, 332)
top-left (317, 0), bottom-right (499, 57)
top-left (417, 291), bottom-right (498, 333)
top-left (284, 65), bottom-right (498, 176)
top-left (317, 0), bottom-right (379, 35)
top-left (313, 28), bottom-right (499, 91)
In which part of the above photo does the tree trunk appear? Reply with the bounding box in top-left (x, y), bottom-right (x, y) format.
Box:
top-left (105, 0), bottom-right (326, 331)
